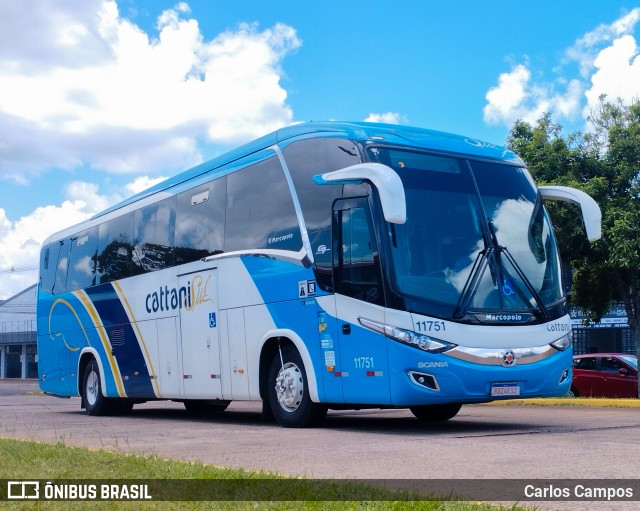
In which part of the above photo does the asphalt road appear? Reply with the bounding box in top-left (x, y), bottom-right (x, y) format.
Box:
top-left (1, 380), bottom-right (639, 510)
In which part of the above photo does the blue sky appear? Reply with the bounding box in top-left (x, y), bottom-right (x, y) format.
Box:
top-left (0, 0), bottom-right (639, 297)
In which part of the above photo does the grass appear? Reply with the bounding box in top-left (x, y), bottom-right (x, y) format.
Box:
top-left (0, 438), bottom-right (529, 511)
top-left (486, 397), bottom-right (640, 407)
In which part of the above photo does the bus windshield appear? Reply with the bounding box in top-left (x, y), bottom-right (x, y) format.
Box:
top-left (368, 147), bottom-right (563, 319)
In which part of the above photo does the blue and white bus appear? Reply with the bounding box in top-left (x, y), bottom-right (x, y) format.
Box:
top-left (37, 122), bottom-right (601, 427)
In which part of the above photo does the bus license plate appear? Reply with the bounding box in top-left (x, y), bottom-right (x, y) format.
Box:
top-left (491, 383), bottom-right (520, 397)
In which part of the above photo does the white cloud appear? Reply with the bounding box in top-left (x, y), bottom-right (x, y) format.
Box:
top-left (565, 8), bottom-right (640, 77)
top-left (585, 35), bottom-right (640, 112)
top-left (364, 112), bottom-right (408, 124)
top-left (0, 1), bottom-right (301, 179)
top-left (483, 64), bottom-right (532, 125)
top-left (484, 9), bottom-right (640, 129)
top-left (483, 64), bottom-right (582, 126)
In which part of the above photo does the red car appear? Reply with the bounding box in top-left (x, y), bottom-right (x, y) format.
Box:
top-left (571, 353), bottom-right (638, 398)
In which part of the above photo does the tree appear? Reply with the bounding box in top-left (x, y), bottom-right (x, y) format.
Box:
top-left (507, 99), bottom-right (640, 398)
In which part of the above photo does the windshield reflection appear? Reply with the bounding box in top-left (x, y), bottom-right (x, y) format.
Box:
top-left (368, 147), bottom-right (563, 317)
top-left (445, 197), bottom-right (559, 311)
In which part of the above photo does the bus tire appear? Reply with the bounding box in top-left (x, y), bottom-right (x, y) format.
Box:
top-left (410, 403), bottom-right (462, 422)
top-left (83, 359), bottom-right (113, 416)
top-left (267, 345), bottom-right (327, 428)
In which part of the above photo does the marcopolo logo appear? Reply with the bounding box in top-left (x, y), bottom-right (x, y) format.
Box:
top-left (476, 312), bottom-right (534, 324)
top-left (485, 314), bottom-right (523, 322)
top-left (145, 274), bottom-right (212, 314)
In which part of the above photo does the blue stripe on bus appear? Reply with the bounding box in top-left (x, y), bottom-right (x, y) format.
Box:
top-left (85, 283), bottom-right (154, 398)
top-left (37, 290), bottom-right (121, 398)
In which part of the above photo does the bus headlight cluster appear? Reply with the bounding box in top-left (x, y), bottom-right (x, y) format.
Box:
top-left (550, 333), bottom-right (572, 351)
top-left (358, 317), bottom-right (457, 353)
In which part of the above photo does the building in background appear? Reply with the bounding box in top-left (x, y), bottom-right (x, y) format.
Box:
top-left (571, 303), bottom-right (635, 355)
top-left (0, 284), bottom-right (37, 379)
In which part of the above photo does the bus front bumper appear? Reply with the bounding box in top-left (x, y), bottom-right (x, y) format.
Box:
top-left (388, 342), bottom-right (573, 406)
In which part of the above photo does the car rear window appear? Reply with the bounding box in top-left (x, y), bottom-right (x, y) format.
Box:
top-left (574, 357), bottom-right (596, 370)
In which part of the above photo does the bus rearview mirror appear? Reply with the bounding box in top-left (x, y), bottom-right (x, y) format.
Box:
top-left (539, 185), bottom-right (602, 242)
top-left (313, 163), bottom-right (407, 224)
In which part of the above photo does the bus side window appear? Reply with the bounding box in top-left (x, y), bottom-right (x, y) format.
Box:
top-left (334, 200), bottom-right (384, 306)
top-left (66, 227), bottom-right (98, 292)
top-left (282, 138), bottom-right (362, 233)
top-left (40, 243), bottom-right (60, 294)
top-left (53, 240), bottom-right (70, 295)
top-left (174, 177), bottom-right (226, 264)
top-left (225, 156), bottom-right (301, 252)
top-left (282, 138), bottom-right (362, 291)
top-left (132, 197), bottom-right (176, 275)
top-left (97, 213), bottom-right (134, 284)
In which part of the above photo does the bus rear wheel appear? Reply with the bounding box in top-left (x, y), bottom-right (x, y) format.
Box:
top-left (83, 360), bottom-right (111, 416)
top-left (410, 403), bottom-right (462, 422)
top-left (267, 345), bottom-right (327, 428)
top-left (82, 359), bottom-right (132, 416)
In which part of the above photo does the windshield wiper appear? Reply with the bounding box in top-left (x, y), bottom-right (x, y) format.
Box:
top-left (487, 220), bottom-right (549, 320)
top-left (452, 216), bottom-right (494, 320)
top-left (452, 248), bottom-right (489, 320)
top-left (452, 220), bottom-right (549, 321)
top-left (498, 244), bottom-right (549, 320)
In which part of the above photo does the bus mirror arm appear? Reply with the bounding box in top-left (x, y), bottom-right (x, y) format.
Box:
top-left (313, 163), bottom-right (407, 224)
top-left (538, 185), bottom-right (602, 242)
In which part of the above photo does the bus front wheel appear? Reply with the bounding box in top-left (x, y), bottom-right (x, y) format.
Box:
top-left (410, 403), bottom-right (462, 422)
top-left (267, 346), bottom-right (327, 428)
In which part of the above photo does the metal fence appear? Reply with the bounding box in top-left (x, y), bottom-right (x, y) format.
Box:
top-left (0, 320), bottom-right (36, 345)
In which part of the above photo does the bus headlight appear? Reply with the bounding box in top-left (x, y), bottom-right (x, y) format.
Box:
top-left (358, 317), bottom-right (457, 353)
top-left (550, 333), bottom-right (572, 351)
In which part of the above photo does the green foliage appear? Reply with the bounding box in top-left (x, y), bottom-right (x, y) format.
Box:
top-left (506, 99), bottom-right (640, 397)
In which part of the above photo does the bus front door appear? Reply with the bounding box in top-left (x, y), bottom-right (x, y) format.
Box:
top-left (178, 267), bottom-right (223, 399)
top-left (332, 198), bottom-right (391, 405)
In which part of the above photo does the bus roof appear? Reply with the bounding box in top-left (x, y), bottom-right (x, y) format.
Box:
top-left (94, 121), bottom-right (521, 220)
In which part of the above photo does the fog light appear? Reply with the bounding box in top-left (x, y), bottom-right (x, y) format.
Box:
top-left (408, 371), bottom-right (440, 391)
top-left (558, 367), bottom-right (570, 384)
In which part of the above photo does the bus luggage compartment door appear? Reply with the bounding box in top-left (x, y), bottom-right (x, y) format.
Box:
top-left (178, 268), bottom-right (223, 399)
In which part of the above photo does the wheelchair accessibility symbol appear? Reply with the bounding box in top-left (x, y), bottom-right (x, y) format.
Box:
top-left (502, 279), bottom-right (514, 296)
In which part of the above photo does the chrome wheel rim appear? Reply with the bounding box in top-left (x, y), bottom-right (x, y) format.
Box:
top-left (274, 362), bottom-right (303, 412)
top-left (86, 368), bottom-right (99, 407)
